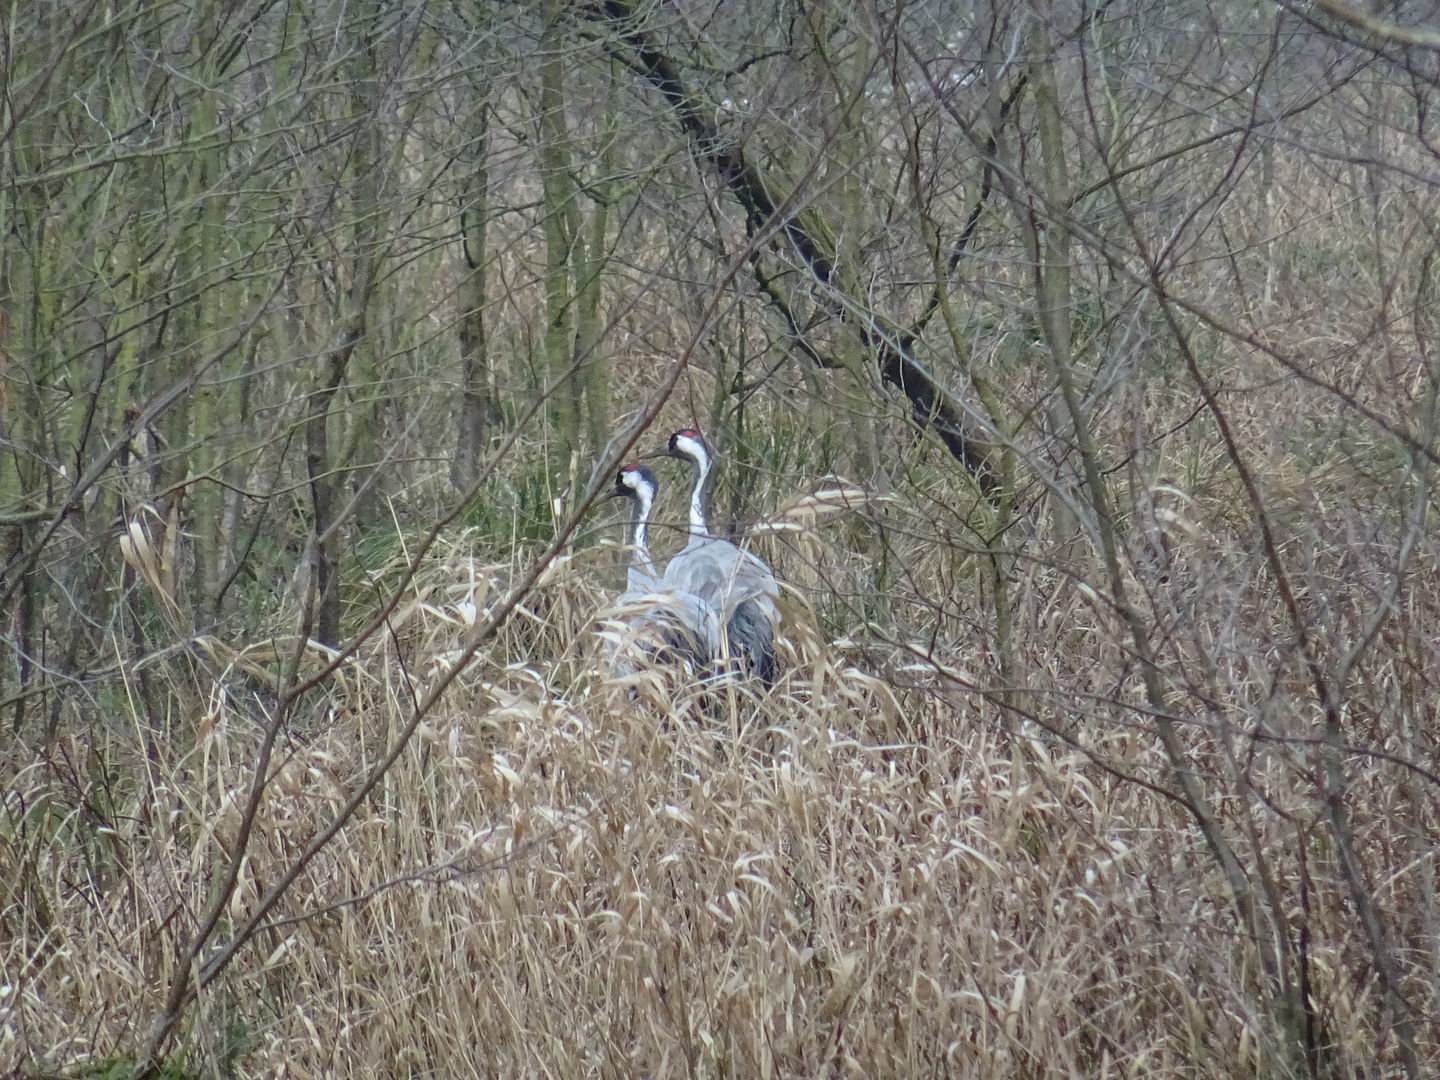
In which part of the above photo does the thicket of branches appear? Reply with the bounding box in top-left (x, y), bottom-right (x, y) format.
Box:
top-left (4, 1), bottom-right (1440, 1076)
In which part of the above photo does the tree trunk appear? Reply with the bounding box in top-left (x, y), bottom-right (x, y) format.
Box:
top-left (538, 0), bottom-right (581, 485)
top-left (453, 109), bottom-right (493, 494)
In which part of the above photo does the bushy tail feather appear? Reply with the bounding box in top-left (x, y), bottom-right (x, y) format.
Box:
top-left (725, 599), bottom-right (775, 686)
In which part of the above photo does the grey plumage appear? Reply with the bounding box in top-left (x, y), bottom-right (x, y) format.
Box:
top-left (661, 430), bottom-right (779, 684)
top-left (604, 463), bottom-right (721, 676)
top-left (723, 594), bottom-right (775, 685)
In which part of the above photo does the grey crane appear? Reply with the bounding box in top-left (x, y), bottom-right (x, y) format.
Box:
top-left (604, 462), bottom-right (721, 676)
top-left (661, 430), bottom-right (779, 684)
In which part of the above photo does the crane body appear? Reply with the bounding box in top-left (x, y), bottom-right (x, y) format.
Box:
top-left (661, 430), bottom-right (779, 684)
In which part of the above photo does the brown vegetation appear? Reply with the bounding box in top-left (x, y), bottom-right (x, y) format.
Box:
top-left (3, 1), bottom-right (1439, 1077)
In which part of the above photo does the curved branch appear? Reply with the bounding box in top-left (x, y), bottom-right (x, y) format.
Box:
top-left (597, 0), bottom-right (999, 495)
top-left (1312, 0), bottom-right (1440, 51)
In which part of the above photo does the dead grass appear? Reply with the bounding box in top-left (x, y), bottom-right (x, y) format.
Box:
top-left (0, 610), bottom-right (1223, 1075)
top-left (7, 452), bottom-right (1439, 1077)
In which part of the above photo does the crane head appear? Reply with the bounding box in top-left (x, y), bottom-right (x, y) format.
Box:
top-left (667, 429), bottom-right (709, 465)
top-left (614, 462), bottom-right (659, 501)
